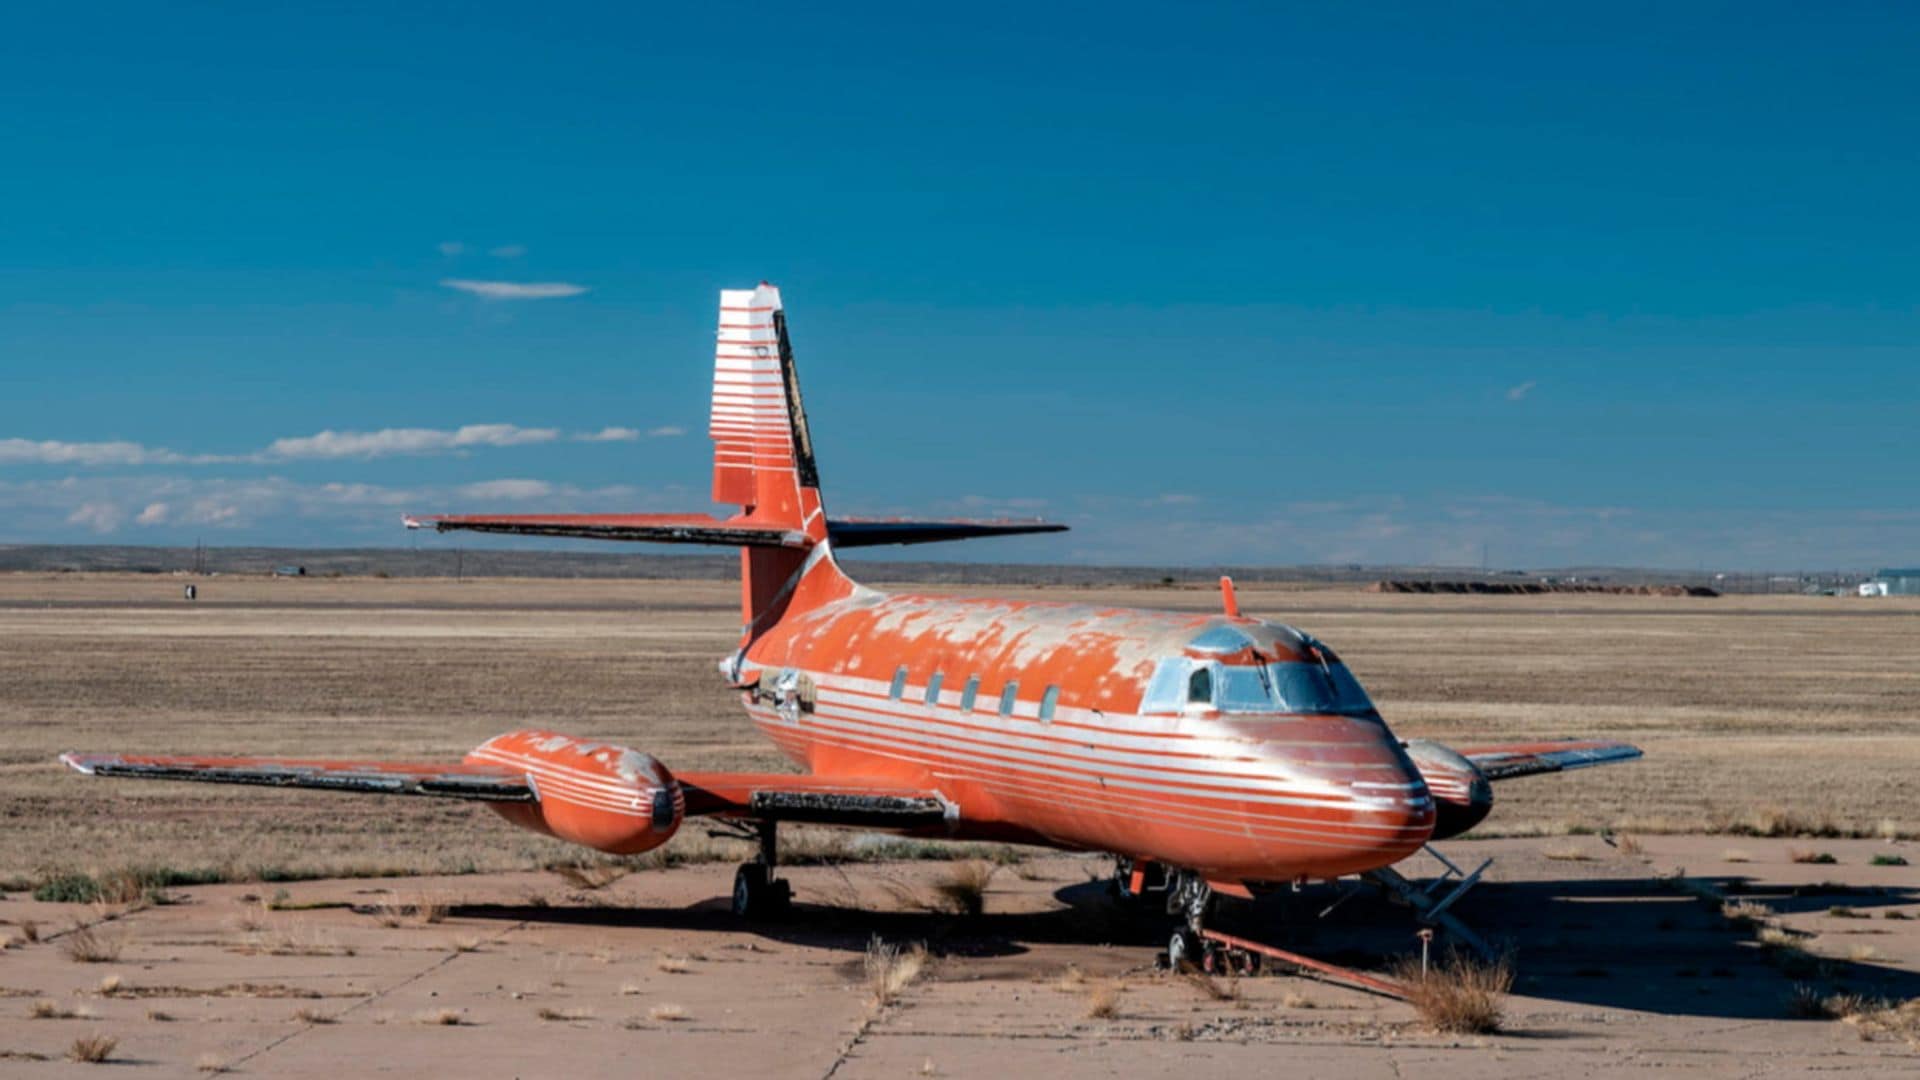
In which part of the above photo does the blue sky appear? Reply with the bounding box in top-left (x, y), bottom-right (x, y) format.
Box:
top-left (2, 2), bottom-right (1915, 568)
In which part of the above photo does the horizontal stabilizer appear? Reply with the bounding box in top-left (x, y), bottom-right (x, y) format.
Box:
top-left (405, 513), bottom-right (807, 548)
top-left (826, 517), bottom-right (1068, 548)
top-left (405, 513), bottom-right (1066, 549)
top-left (1456, 741), bottom-right (1642, 782)
top-left (61, 752), bottom-right (536, 802)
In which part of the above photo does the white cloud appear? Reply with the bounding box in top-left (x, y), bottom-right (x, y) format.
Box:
top-left (646, 425), bottom-right (686, 438)
top-left (265, 424), bottom-right (560, 460)
top-left (489, 244), bottom-right (526, 258)
top-left (457, 479), bottom-right (553, 500)
top-left (66, 502), bottom-right (125, 533)
top-left (0, 438), bottom-right (201, 466)
top-left (1506, 380), bottom-right (1537, 402)
top-left (438, 241), bottom-right (466, 256)
top-left (440, 279), bottom-right (588, 301)
top-left (576, 426), bottom-right (641, 442)
top-left (135, 502), bottom-right (170, 526)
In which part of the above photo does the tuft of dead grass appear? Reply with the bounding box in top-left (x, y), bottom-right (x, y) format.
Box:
top-left (67, 1034), bottom-right (117, 1064)
top-left (197, 1052), bottom-right (229, 1073)
top-left (648, 1003), bottom-right (689, 1022)
top-left (1722, 900), bottom-right (1774, 927)
top-left (61, 923), bottom-right (124, 964)
top-left (415, 1008), bottom-right (465, 1026)
top-left (292, 1006), bottom-right (336, 1024)
top-left (1542, 846), bottom-right (1593, 862)
top-left (1788, 847), bottom-right (1839, 865)
top-left (654, 954), bottom-right (692, 974)
top-left (865, 937), bottom-right (928, 1007)
top-left (1721, 849), bottom-right (1752, 863)
top-left (536, 1006), bottom-right (592, 1022)
top-left (30, 999), bottom-right (91, 1020)
top-left (1613, 833), bottom-right (1645, 856)
top-left (1081, 979), bottom-right (1122, 1019)
top-left (549, 862), bottom-right (629, 891)
top-left (931, 861), bottom-right (995, 917)
top-left (1391, 953), bottom-right (1514, 1035)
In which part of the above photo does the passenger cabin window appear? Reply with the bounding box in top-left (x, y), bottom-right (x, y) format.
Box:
top-left (960, 675), bottom-right (980, 712)
top-left (924, 671), bottom-right (944, 706)
top-left (1039, 685), bottom-right (1060, 722)
top-left (998, 681), bottom-right (1019, 718)
top-left (888, 666), bottom-right (908, 701)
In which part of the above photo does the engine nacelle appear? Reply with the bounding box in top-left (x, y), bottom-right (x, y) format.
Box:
top-left (465, 730), bottom-right (684, 854)
top-left (1403, 739), bottom-right (1493, 841)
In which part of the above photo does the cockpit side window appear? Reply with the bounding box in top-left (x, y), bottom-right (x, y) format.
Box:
top-left (1186, 664), bottom-right (1213, 705)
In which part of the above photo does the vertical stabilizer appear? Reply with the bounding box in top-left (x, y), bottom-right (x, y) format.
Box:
top-left (709, 284), bottom-right (850, 628)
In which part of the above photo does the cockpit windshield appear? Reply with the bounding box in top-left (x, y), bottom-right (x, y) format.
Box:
top-left (1139, 655), bottom-right (1378, 717)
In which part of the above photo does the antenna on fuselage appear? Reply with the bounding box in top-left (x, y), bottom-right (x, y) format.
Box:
top-left (1219, 576), bottom-right (1240, 618)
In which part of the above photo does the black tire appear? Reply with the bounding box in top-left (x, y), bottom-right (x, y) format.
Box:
top-left (732, 863), bottom-right (791, 921)
top-left (1167, 927), bottom-right (1202, 971)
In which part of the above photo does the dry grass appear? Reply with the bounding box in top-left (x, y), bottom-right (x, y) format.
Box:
top-left (61, 924), bottom-right (124, 964)
top-left (30, 999), bottom-right (91, 1020)
top-left (536, 1006), bottom-right (592, 1022)
top-left (1845, 998), bottom-right (1920, 1045)
top-left (415, 1008), bottom-right (465, 1026)
top-left (16, 919), bottom-right (39, 943)
top-left (66, 1034), bottom-right (117, 1063)
top-left (549, 862), bottom-right (629, 891)
top-left (1722, 900), bottom-right (1774, 927)
top-left (654, 954), bottom-right (692, 974)
top-left (97, 974), bottom-right (123, 996)
top-left (1613, 834), bottom-right (1645, 856)
top-left (648, 1003), bottom-right (689, 1022)
top-left (1788, 847), bottom-right (1839, 865)
top-left (1281, 990), bottom-right (1318, 1009)
top-left (197, 1053), bottom-right (228, 1073)
top-left (1391, 953), bottom-right (1515, 1035)
top-left (145, 1009), bottom-right (174, 1022)
top-left (865, 937), bottom-right (929, 1007)
top-left (1082, 979), bottom-right (1122, 1019)
top-left (930, 861), bottom-right (996, 916)
top-left (1722, 849), bottom-right (1752, 863)
top-left (292, 1007), bottom-right (336, 1024)
top-left (1542, 846), bottom-right (1593, 862)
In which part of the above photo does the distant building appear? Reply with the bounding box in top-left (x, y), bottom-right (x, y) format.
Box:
top-left (273, 565), bottom-right (307, 577)
top-left (1869, 569), bottom-right (1920, 596)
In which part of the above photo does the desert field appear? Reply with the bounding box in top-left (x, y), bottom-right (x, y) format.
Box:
top-left (2, 573), bottom-right (1918, 1074)
top-left (2, 574), bottom-right (1916, 880)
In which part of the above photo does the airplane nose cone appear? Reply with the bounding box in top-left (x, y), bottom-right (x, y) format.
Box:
top-left (1234, 715), bottom-right (1435, 875)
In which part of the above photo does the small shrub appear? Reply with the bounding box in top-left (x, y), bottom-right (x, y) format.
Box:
top-left (1391, 953), bottom-right (1514, 1035)
top-left (62, 924), bottom-right (124, 964)
top-left (1869, 854), bottom-right (1908, 867)
top-left (67, 1034), bottom-right (117, 1064)
top-left (536, 1006), bottom-right (591, 1022)
top-left (415, 1008), bottom-right (464, 1026)
top-left (931, 861), bottom-right (995, 917)
top-left (1829, 905), bottom-right (1866, 918)
top-left (292, 1007), bottom-right (336, 1024)
top-left (1614, 834), bottom-right (1645, 857)
top-left (1082, 980), bottom-right (1121, 1019)
top-left (655, 954), bottom-right (691, 974)
top-left (1788, 848), bottom-right (1838, 865)
top-left (648, 1003), bottom-right (689, 1022)
top-left (35, 874), bottom-right (101, 904)
top-left (1722, 900), bottom-right (1773, 927)
top-left (1721, 849), bottom-right (1752, 863)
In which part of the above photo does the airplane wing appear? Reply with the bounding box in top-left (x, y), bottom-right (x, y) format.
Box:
top-left (1452, 740), bottom-right (1643, 781)
top-left (60, 753), bottom-right (953, 830)
top-left (60, 752), bottom-right (536, 801)
top-left (676, 771), bottom-right (954, 829)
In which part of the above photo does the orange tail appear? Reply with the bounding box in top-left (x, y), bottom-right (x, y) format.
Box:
top-left (709, 283), bottom-right (855, 630)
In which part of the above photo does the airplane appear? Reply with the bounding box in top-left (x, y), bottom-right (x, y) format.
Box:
top-left (63, 283), bottom-right (1641, 969)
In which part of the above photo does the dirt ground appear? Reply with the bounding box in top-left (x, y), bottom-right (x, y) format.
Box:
top-left (2, 574), bottom-right (1918, 1073)
top-left (2, 838), bottom-right (1918, 1076)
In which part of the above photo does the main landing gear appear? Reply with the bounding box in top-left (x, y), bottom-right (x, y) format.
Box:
top-left (731, 820), bottom-right (792, 920)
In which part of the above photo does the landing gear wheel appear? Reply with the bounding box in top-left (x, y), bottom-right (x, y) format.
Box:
top-left (1167, 927), bottom-right (1202, 971)
top-left (731, 863), bottom-right (791, 921)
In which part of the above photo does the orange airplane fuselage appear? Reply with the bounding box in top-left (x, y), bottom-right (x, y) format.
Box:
top-left (734, 575), bottom-right (1437, 883)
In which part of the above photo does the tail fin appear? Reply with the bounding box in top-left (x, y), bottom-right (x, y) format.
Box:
top-left (709, 283), bottom-right (851, 628)
top-left (404, 283), bottom-right (1064, 629)
top-left (710, 283), bottom-right (825, 537)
